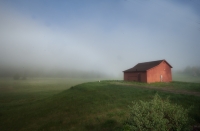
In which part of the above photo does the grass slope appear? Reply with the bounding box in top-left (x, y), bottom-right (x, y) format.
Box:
top-left (0, 79), bottom-right (200, 131)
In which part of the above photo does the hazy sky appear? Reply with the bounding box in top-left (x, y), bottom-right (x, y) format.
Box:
top-left (0, 0), bottom-right (200, 76)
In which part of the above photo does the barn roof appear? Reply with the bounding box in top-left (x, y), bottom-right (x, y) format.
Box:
top-left (123, 60), bottom-right (172, 72)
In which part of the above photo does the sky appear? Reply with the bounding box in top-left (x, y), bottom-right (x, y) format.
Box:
top-left (0, 0), bottom-right (200, 77)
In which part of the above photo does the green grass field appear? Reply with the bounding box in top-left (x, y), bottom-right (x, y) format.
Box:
top-left (0, 78), bottom-right (200, 131)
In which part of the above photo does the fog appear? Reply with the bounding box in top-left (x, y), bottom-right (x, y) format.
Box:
top-left (0, 0), bottom-right (200, 78)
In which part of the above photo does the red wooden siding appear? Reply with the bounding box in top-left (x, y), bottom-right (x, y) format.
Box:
top-left (124, 72), bottom-right (147, 82)
top-left (147, 61), bottom-right (172, 83)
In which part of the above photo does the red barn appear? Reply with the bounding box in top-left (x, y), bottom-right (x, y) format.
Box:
top-left (123, 60), bottom-right (172, 83)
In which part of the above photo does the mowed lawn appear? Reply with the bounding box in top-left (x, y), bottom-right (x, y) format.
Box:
top-left (0, 78), bottom-right (200, 131)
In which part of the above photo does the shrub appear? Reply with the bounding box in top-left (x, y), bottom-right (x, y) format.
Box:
top-left (123, 94), bottom-right (192, 131)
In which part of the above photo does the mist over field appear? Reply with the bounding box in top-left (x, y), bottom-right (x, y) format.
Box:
top-left (0, 0), bottom-right (200, 79)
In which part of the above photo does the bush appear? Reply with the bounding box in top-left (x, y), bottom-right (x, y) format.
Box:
top-left (123, 94), bottom-right (192, 131)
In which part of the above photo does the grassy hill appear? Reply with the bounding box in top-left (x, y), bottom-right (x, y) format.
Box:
top-left (0, 79), bottom-right (200, 130)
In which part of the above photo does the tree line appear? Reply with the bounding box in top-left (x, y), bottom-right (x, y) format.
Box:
top-left (181, 66), bottom-right (200, 77)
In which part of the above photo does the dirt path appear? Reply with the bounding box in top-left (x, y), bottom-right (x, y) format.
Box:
top-left (111, 82), bottom-right (200, 97)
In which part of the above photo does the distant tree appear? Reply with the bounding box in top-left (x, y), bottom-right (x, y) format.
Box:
top-left (184, 66), bottom-right (191, 75)
top-left (183, 66), bottom-right (200, 76)
top-left (22, 72), bottom-right (27, 80)
top-left (22, 75), bottom-right (27, 80)
top-left (13, 73), bottom-right (20, 80)
top-left (193, 67), bottom-right (199, 76)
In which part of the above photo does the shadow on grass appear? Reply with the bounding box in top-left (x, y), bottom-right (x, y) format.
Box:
top-left (85, 119), bottom-right (122, 131)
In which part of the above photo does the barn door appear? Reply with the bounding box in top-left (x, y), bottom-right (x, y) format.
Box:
top-left (160, 75), bottom-right (163, 82)
top-left (138, 74), bottom-right (141, 82)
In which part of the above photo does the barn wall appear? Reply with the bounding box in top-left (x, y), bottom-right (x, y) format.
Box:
top-left (147, 61), bottom-right (172, 83)
top-left (124, 72), bottom-right (147, 82)
top-left (140, 72), bottom-right (147, 82)
top-left (124, 72), bottom-right (137, 81)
